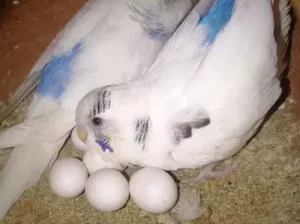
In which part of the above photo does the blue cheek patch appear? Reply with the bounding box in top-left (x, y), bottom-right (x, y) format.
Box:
top-left (36, 42), bottom-right (83, 99)
top-left (96, 139), bottom-right (114, 153)
top-left (198, 0), bottom-right (235, 44)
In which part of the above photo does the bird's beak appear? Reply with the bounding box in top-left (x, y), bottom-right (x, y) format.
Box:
top-left (76, 127), bottom-right (88, 142)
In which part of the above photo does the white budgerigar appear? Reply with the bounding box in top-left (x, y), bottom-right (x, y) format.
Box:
top-left (74, 0), bottom-right (291, 180)
top-left (0, 0), bottom-right (196, 219)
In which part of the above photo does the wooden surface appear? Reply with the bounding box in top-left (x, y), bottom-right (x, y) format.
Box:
top-left (0, 0), bottom-right (86, 101)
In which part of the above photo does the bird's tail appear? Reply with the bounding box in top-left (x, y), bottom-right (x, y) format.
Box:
top-left (0, 119), bottom-right (66, 149)
top-left (0, 135), bottom-right (69, 219)
top-left (0, 106), bottom-right (74, 220)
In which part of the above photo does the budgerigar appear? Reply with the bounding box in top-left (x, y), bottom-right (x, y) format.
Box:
top-left (0, 0), bottom-right (196, 219)
top-left (74, 0), bottom-right (291, 181)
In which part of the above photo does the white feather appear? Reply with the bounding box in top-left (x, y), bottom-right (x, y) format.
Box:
top-left (162, 0), bottom-right (291, 169)
top-left (75, 0), bottom-right (291, 171)
top-left (0, 0), bottom-right (195, 219)
top-left (166, 0), bottom-right (290, 169)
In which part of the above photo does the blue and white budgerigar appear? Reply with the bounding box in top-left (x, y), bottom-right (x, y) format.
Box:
top-left (0, 0), bottom-right (196, 219)
top-left (74, 0), bottom-right (291, 180)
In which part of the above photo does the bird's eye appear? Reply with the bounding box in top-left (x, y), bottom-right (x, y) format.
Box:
top-left (92, 117), bottom-right (102, 126)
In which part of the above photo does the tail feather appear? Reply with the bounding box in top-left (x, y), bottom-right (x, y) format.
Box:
top-left (0, 109), bottom-right (75, 149)
top-left (0, 136), bottom-right (68, 219)
top-left (0, 121), bottom-right (69, 149)
top-left (0, 123), bottom-right (32, 149)
top-left (278, 0), bottom-right (291, 42)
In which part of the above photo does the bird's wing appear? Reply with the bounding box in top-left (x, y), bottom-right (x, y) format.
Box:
top-left (170, 0), bottom-right (292, 168)
top-left (0, 0), bottom-right (116, 123)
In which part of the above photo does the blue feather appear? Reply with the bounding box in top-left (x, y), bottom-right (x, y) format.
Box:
top-left (36, 42), bottom-right (83, 98)
top-left (96, 139), bottom-right (114, 153)
top-left (198, 0), bottom-right (235, 43)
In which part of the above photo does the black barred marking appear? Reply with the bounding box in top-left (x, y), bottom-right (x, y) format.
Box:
top-left (173, 124), bottom-right (192, 144)
top-left (94, 132), bottom-right (113, 153)
top-left (173, 118), bottom-right (210, 144)
top-left (90, 88), bottom-right (112, 117)
top-left (94, 132), bottom-right (110, 145)
top-left (92, 107), bottom-right (97, 117)
top-left (134, 117), bottom-right (150, 150)
top-left (97, 99), bottom-right (100, 114)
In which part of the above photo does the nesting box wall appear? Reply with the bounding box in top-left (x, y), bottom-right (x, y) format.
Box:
top-left (0, 0), bottom-right (86, 101)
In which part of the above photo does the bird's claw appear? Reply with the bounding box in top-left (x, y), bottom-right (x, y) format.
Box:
top-left (182, 160), bottom-right (238, 183)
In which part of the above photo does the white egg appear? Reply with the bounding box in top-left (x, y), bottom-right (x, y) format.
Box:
top-left (83, 150), bottom-right (125, 174)
top-left (71, 127), bottom-right (88, 151)
top-left (49, 158), bottom-right (88, 198)
top-left (129, 167), bottom-right (178, 213)
top-left (85, 168), bottom-right (129, 212)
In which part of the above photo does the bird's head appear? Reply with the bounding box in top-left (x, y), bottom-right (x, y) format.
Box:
top-left (72, 83), bottom-right (152, 160)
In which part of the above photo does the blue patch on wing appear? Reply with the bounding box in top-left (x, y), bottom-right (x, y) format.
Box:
top-left (198, 0), bottom-right (235, 44)
top-left (36, 42), bottom-right (83, 98)
top-left (96, 139), bottom-right (114, 153)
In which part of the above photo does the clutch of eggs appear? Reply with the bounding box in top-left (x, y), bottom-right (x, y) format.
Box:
top-left (49, 158), bottom-right (129, 212)
top-left (49, 157), bottom-right (178, 214)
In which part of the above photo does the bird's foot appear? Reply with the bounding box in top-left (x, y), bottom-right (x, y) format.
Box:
top-left (182, 160), bottom-right (237, 183)
top-left (157, 187), bottom-right (205, 224)
top-left (170, 187), bottom-right (205, 222)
